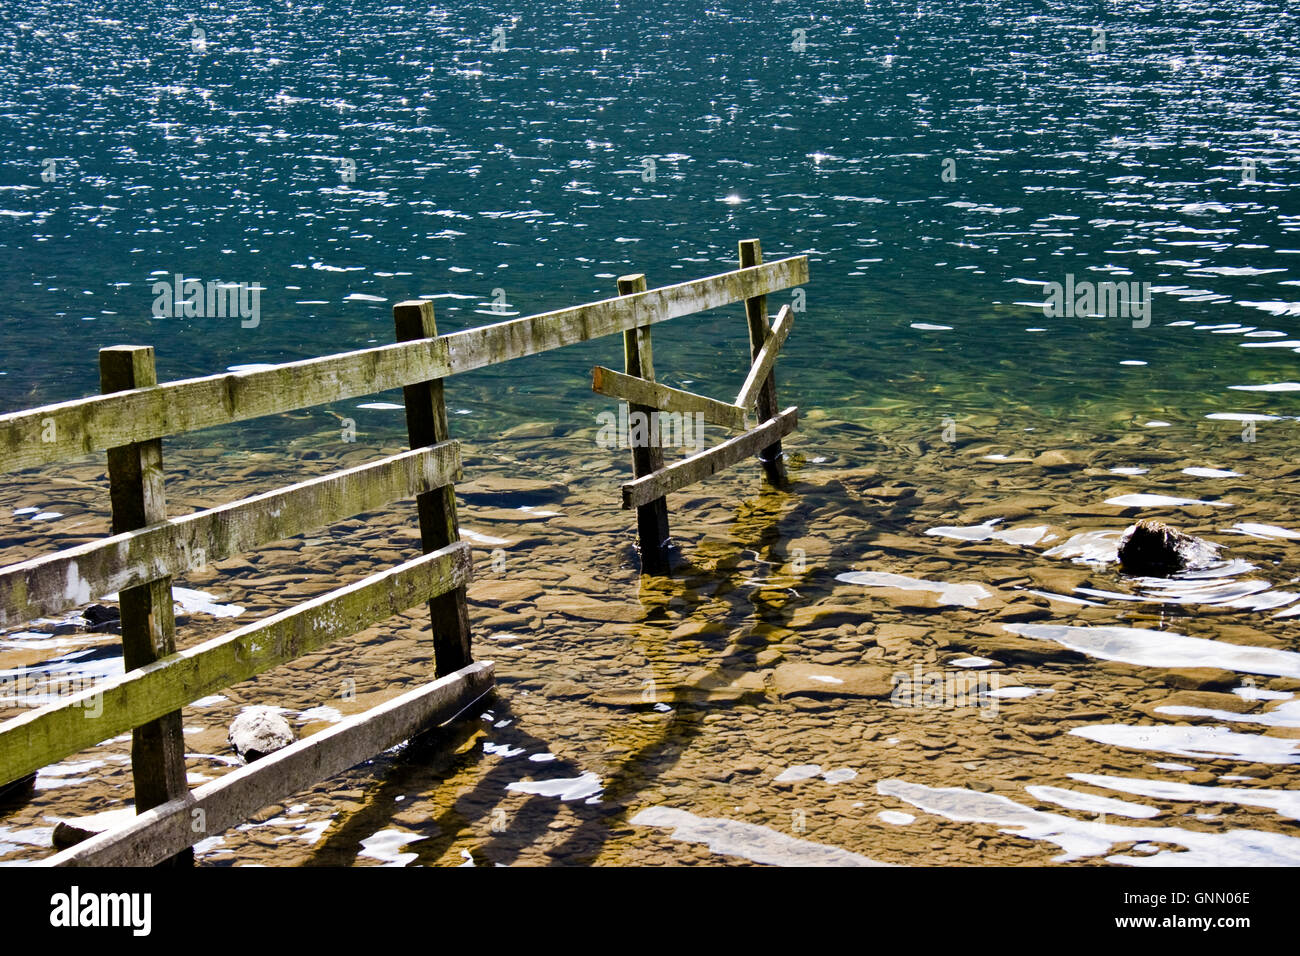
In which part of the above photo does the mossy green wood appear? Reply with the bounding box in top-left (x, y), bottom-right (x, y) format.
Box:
top-left (739, 240), bottom-right (789, 487)
top-left (0, 257), bottom-right (808, 474)
top-left (100, 346), bottom-right (189, 849)
top-left (0, 542), bottom-right (473, 789)
top-left (0, 442), bottom-right (461, 627)
top-left (45, 660), bottom-right (495, 867)
top-left (591, 365), bottom-right (746, 430)
top-left (735, 305), bottom-right (794, 412)
top-left (394, 300), bottom-right (472, 676)
top-left (619, 274), bottom-right (671, 575)
top-left (622, 408), bottom-right (799, 509)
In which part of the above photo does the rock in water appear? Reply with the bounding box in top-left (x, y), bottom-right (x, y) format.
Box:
top-left (228, 707), bottom-right (295, 763)
top-left (51, 807), bottom-right (138, 849)
top-left (1117, 519), bottom-right (1219, 575)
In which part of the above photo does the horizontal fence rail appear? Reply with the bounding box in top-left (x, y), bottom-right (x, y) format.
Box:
top-left (591, 366), bottom-right (747, 430)
top-left (0, 241), bottom-right (808, 866)
top-left (44, 660), bottom-right (495, 867)
top-left (0, 542), bottom-right (473, 789)
top-left (622, 408), bottom-right (800, 509)
top-left (0, 442), bottom-right (461, 628)
top-left (0, 257), bottom-right (807, 475)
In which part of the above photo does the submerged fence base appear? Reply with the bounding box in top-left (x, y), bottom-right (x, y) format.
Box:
top-left (43, 661), bottom-right (494, 867)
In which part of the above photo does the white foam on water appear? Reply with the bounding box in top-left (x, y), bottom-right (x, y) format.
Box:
top-left (910, 322), bottom-right (952, 330)
top-left (190, 694), bottom-right (227, 708)
top-left (950, 656), bottom-right (998, 668)
top-left (1104, 493), bottom-right (1231, 508)
top-left (1205, 412), bottom-right (1283, 422)
top-left (877, 778), bottom-right (1300, 866)
top-left (1235, 686), bottom-right (1293, 702)
top-left (774, 764), bottom-right (822, 783)
top-left (1143, 421), bottom-right (1172, 427)
top-left (357, 829), bottom-right (423, 866)
top-left (988, 686), bottom-right (1051, 699)
top-left (1070, 724), bottom-right (1300, 764)
top-left (1071, 773), bottom-right (1300, 822)
top-left (1155, 699), bottom-right (1300, 729)
top-left (925, 519), bottom-right (1051, 546)
top-left (1025, 785), bottom-right (1159, 819)
top-left (1043, 529), bottom-right (1124, 564)
top-left (835, 571), bottom-right (991, 608)
top-left (1225, 522), bottom-right (1300, 540)
top-left (1003, 622), bottom-right (1300, 678)
top-left (506, 771), bottom-right (603, 802)
top-left (631, 806), bottom-right (891, 866)
top-left (1109, 467), bottom-right (1149, 475)
top-left (808, 675), bottom-right (844, 685)
top-left (226, 363), bottom-right (278, 373)
top-left (1229, 382), bottom-right (1300, 392)
top-left (823, 768), bottom-right (858, 785)
top-left (1182, 467), bottom-right (1243, 478)
top-left (1153, 762), bottom-right (1196, 772)
top-left (111, 587), bottom-right (243, 618)
top-left (878, 810), bottom-right (915, 825)
top-left (49, 807), bottom-right (136, 833)
top-left (296, 705), bottom-right (344, 724)
top-left (355, 401), bottom-right (404, 410)
top-left (483, 742), bottom-right (524, 758)
top-left (461, 529), bottom-right (511, 546)
top-left (0, 825), bottom-right (56, 849)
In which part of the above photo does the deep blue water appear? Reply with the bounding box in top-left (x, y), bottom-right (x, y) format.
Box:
top-left (1, 0), bottom-right (1298, 449)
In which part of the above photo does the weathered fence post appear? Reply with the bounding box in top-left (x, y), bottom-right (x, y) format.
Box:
top-left (98, 345), bottom-right (191, 867)
top-left (619, 274), bottom-right (671, 574)
top-left (739, 239), bottom-right (788, 488)
top-left (393, 300), bottom-right (473, 674)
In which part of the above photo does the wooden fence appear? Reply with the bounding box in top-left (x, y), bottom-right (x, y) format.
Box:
top-left (0, 239), bottom-right (808, 866)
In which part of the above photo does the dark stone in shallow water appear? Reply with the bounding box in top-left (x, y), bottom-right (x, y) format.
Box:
top-left (1117, 519), bottom-right (1219, 576)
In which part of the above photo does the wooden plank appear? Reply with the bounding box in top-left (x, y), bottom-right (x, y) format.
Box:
top-left (740, 240), bottom-right (788, 487)
top-left (622, 408), bottom-right (799, 509)
top-left (441, 256), bottom-right (808, 376)
top-left (619, 275), bottom-right (671, 575)
top-left (0, 338), bottom-right (452, 475)
top-left (591, 366), bottom-right (745, 430)
top-left (0, 442), bottom-right (461, 628)
top-left (99, 346), bottom-right (188, 865)
top-left (0, 542), bottom-right (473, 789)
top-left (44, 660), bottom-right (495, 867)
top-left (0, 257), bottom-right (807, 475)
top-left (734, 305), bottom-right (794, 412)
top-left (394, 301), bottom-right (472, 676)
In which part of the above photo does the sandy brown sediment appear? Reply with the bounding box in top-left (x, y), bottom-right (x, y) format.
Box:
top-left (1, 407), bottom-right (1299, 866)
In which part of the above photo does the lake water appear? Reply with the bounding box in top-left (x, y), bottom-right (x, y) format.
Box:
top-left (2, 0), bottom-right (1300, 867)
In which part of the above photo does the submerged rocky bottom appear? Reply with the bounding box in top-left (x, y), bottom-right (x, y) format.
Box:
top-left (2, 401), bottom-right (1299, 866)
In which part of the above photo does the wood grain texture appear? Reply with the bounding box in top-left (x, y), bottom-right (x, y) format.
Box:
top-left (622, 408), bottom-right (799, 509)
top-left (44, 660), bottom-right (495, 867)
top-left (0, 442), bottom-right (461, 628)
